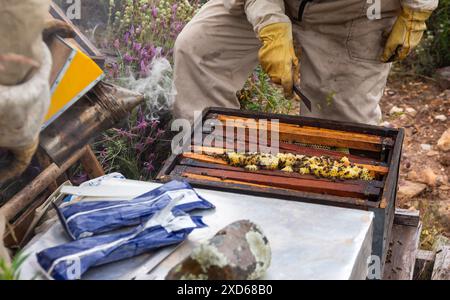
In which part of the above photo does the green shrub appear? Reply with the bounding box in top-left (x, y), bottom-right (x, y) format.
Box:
top-left (239, 67), bottom-right (294, 115)
top-left (401, 0), bottom-right (450, 76)
top-left (0, 253), bottom-right (28, 280)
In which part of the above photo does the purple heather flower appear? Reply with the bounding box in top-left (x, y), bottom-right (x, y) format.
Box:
top-left (123, 31), bottom-right (131, 45)
top-left (136, 118), bottom-right (149, 131)
top-left (115, 128), bottom-right (135, 139)
top-left (135, 143), bottom-right (145, 153)
top-left (151, 6), bottom-right (158, 18)
top-left (148, 45), bottom-right (157, 58)
top-left (99, 149), bottom-right (108, 158)
top-left (123, 53), bottom-right (134, 64)
top-left (171, 4), bottom-right (178, 17)
top-left (151, 120), bottom-right (160, 129)
top-left (174, 22), bottom-right (184, 34)
top-left (145, 137), bottom-right (155, 145)
top-left (140, 61), bottom-right (149, 77)
top-left (133, 42), bottom-right (142, 52)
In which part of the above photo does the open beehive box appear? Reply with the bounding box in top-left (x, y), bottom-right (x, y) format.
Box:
top-left (158, 107), bottom-right (405, 267)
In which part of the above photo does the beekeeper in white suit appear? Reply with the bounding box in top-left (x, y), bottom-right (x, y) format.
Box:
top-left (173, 0), bottom-right (438, 125)
top-left (0, 0), bottom-right (73, 181)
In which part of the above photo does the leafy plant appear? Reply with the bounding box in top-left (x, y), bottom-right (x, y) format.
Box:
top-left (399, 0), bottom-right (450, 76)
top-left (107, 0), bottom-right (202, 77)
top-left (93, 107), bottom-right (170, 180)
top-left (238, 67), bottom-right (294, 115)
top-left (0, 253), bottom-right (28, 280)
top-left (82, 1), bottom-right (201, 181)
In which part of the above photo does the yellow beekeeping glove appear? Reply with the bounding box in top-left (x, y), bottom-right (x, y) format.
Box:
top-left (381, 6), bottom-right (433, 62)
top-left (258, 22), bottom-right (300, 98)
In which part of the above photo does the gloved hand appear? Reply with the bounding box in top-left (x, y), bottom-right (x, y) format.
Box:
top-left (0, 139), bottom-right (39, 182)
top-left (0, 43), bottom-right (51, 183)
top-left (0, 0), bottom-right (75, 182)
top-left (258, 22), bottom-right (300, 98)
top-left (0, 19), bottom-right (74, 183)
top-left (381, 6), bottom-right (433, 62)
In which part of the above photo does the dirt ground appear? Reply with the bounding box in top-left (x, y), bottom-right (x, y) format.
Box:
top-left (380, 75), bottom-right (450, 248)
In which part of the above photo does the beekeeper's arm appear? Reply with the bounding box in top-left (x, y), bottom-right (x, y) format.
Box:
top-left (224, 0), bottom-right (300, 98)
top-left (0, 0), bottom-right (74, 182)
top-left (382, 0), bottom-right (439, 62)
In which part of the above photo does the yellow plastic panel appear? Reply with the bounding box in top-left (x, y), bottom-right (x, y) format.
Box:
top-left (45, 47), bottom-right (104, 124)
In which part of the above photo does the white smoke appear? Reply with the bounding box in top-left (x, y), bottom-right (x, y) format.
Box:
top-left (120, 57), bottom-right (176, 120)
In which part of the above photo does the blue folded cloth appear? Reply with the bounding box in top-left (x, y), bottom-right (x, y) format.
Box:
top-left (38, 206), bottom-right (206, 280)
top-left (56, 180), bottom-right (214, 240)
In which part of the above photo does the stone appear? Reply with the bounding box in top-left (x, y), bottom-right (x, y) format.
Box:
top-left (421, 144), bottom-right (433, 151)
top-left (437, 175), bottom-right (449, 186)
top-left (380, 121), bottom-right (394, 128)
top-left (440, 153), bottom-right (450, 167)
top-left (398, 181), bottom-right (427, 199)
top-left (386, 89), bottom-right (397, 96)
top-left (407, 170), bottom-right (419, 181)
top-left (438, 129), bottom-right (450, 152)
top-left (405, 107), bottom-right (418, 117)
top-left (436, 66), bottom-right (450, 90)
top-left (427, 150), bottom-right (440, 157)
top-left (389, 106), bottom-right (404, 115)
top-left (435, 115), bottom-right (448, 122)
top-left (419, 167), bottom-right (438, 187)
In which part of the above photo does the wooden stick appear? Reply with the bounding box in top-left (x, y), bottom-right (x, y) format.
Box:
top-left (187, 147), bottom-right (389, 175)
top-left (3, 193), bottom-right (49, 247)
top-left (0, 146), bottom-right (87, 222)
top-left (176, 166), bottom-right (379, 199)
top-left (35, 149), bottom-right (58, 193)
top-left (79, 145), bottom-right (105, 179)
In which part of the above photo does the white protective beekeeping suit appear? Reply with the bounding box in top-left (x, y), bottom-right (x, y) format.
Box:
top-left (173, 0), bottom-right (439, 124)
top-left (0, 0), bottom-right (52, 181)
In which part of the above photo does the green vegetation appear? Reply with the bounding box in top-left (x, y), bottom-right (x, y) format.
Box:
top-left (399, 0), bottom-right (450, 76)
top-left (0, 253), bottom-right (28, 280)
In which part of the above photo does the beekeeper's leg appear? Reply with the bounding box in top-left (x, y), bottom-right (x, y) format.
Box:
top-left (173, 0), bottom-right (260, 121)
top-left (294, 0), bottom-right (402, 125)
